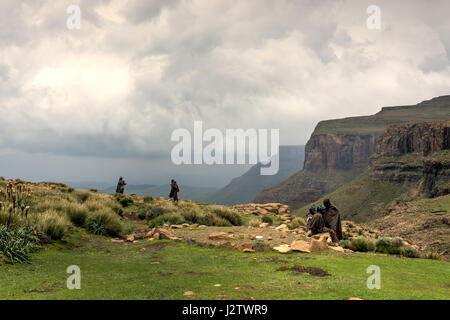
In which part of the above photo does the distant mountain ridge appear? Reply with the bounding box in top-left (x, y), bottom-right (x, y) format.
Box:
top-left (209, 145), bottom-right (305, 205)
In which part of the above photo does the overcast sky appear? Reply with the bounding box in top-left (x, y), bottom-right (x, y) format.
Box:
top-left (1, 0), bottom-right (450, 187)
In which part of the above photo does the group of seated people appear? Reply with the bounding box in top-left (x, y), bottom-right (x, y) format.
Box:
top-left (305, 199), bottom-right (342, 243)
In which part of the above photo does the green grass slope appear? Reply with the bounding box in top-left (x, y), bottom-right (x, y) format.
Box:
top-left (1, 230), bottom-right (449, 300)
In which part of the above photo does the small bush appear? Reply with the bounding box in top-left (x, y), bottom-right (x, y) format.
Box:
top-left (420, 251), bottom-right (441, 260)
top-left (261, 215), bottom-right (273, 225)
top-left (340, 238), bottom-right (375, 252)
top-left (90, 189), bottom-right (98, 193)
top-left (211, 207), bottom-right (242, 226)
top-left (115, 194), bottom-right (134, 207)
top-left (148, 213), bottom-right (185, 228)
top-left (86, 209), bottom-right (123, 237)
top-left (248, 217), bottom-right (261, 227)
top-left (375, 238), bottom-right (403, 255)
top-left (401, 247), bottom-right (419, 258)
top-left (288, 217), bottom-right (305, 229)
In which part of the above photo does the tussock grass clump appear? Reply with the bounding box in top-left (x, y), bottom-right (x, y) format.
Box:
top-left (288, 217), bottom-right (305, 229)
top-left (148, 213), bottom-right (186, 228)
top-left (375, 237), bottom-right (403, 254)
top-left (211, 207), bottom-right (242, 226)
top-left (65, 203), bottom-right (89, 227)
top-left (248, 217), bottom-right (261, 227)
top-left (115, 194), bottom-right (134, 207)
top-left (340, 238), bottom-right (375, 252)
top-left (75, 190), bottom-right (90, 203)
top-left (34, 210), bottom-right (71, 240)
top-left (86, 209), bottom-right (123, 237)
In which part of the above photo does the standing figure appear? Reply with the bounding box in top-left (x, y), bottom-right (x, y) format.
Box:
top-left (169, 179), bottom-right (179, 202)
top-left (322, 199), bottom-right (343, 241)
top-left (116, 176), bottom-right (127, 194)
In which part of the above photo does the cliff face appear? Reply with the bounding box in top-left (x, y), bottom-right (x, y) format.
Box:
top-left (254, 96), bottom-right (450, 209)
top-left (304, 133), bottom-right (377, 173)
top-left (376, 120), bottom-right (450, 157)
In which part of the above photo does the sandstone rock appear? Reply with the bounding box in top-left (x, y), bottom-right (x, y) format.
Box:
top-left (209, 232), bottom-right (233, 240)
top-left (328, 246), bottom-right (345, 252)
top-left (126, 234), bottom-right (135, 242)
top-left (190, 224), bottom-right (199, 228)
top-left (243, 248), bottom-right (255, 253)
top-left (273, 244), bottom-right (292, 253)
top-left (259, 222), bottom-right (269, 228)
top-left (183, 291), bottom-right (195, 296)
top-left (182, 223), bottom-right (190, 227)
top-left (236, 242), bottom-right (253, 251)
top-left (171, 224), bottom-right (184, 229)
top-left (275, 224), bottom-right (289, 232)
top-left (291, 240), bottom-right (311, 253)
top-left (310, 237), bottom-right (328, 252)
top-left (348, 297), bottom-right (364, 300)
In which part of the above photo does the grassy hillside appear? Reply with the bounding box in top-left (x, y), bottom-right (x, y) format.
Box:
top-left (293, 169), bottom-right (408, 222)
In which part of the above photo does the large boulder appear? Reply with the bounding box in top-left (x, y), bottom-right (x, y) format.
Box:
top-left (291, 240), bottom-right (311, 253)
top-left (309, 236), bottom-right (328, 252)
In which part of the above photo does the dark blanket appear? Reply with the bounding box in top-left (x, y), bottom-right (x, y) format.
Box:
top-left (323, 205), bottom-right (343, 240)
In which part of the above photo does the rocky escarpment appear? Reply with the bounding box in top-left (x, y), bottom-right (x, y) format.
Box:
top-left (254, 96), bottom-right (450, 209)
top-left (374, 120), bottom-right (450, 197)
top-left (303, 133), bottom-right (377, 172)
top-left (376, 120), bottom-right (450, 157)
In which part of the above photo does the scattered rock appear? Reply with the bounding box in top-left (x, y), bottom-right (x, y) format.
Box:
top-left (209, 232), bottom-right (233, 240)
top-left (259, 223), bottom-right (269, 228)
top-left (349, 297), bottom-right (364, 300)
top-left (273, 244), bottom-right (292, 253)
top-left (328, 246), bottom-right (345, 253)
top-left (309, 237), bottom-right (328, 252)
top-left (125, 234), bottom-right (135, 242)
top-left (183, 291), bottom-right (195, 296)
top-left (243, 248), bottom-right (255, 253)
top-left (291, 240), bottom-right (311, 253)
top-left (275, 224), bottom-right (289, 232)
top-left (236, 242), bottom-right (253, 251)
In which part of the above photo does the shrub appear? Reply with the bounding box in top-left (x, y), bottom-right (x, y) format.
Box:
top-left (340, 238), bottom-right (375, 252)
top-left (248, 217), bottom-right (261, 227)
top-left (401, 247), bottom-right (420, 258)
top-left (148, 213), bottom-right (185, 228)
top-left (180, 207), bottom-right (203, 223)
top-left (115, 194), bottom-right (133, 207)
top-left (261, 215), bottom-right (273, 225)
top-left (420, 251), bottom-right (441, 260)
top-left (288, 217), bottom-right (305, 229)
top-left (90, 189), bottom-right (98, 193)
top-left (65, 203), bottom-right (88, 227)
top-left (144, 203), bottom-right (176, 220)
top-left (35, 210), bottom-right (71, 240)
top-left (86, 209), bottom-right (123, 237)
top-left (211, 207), bottom-right (242, 226)
top-left (375, 238), bottom-right (403, 255)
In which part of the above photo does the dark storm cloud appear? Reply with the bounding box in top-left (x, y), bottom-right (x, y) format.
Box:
top-left (0, 0), bottom-right (450, 160)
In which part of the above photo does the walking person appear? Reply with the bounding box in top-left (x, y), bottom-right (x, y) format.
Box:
top-left (116, 176), bottom-right (127, 194)
top-left (169, 179), bottom-right (179, 202)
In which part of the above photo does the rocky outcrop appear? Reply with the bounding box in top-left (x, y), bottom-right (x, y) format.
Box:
top-left (376, 120), bottom-right (450, 157)
top-left (420, 159), bottom-right (450, 197)
top-left (304, 134), bottom-right (377, 173)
